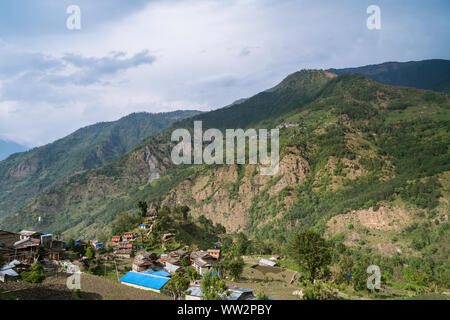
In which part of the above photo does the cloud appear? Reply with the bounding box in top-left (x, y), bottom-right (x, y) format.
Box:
top-left (0, 0), bottom-right (449, 147)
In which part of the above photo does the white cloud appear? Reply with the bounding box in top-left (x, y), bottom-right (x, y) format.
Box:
top-left (0, 0), bottom-right (449, 146)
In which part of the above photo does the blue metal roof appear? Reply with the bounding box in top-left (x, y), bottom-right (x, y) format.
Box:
top-left (146, 270), bottom-right (172, 277)
top-left (120, 271), bottom-right (170, 290)
top-left (139, 224), bottom-right (147, 226)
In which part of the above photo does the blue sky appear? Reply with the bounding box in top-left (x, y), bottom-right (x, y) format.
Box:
top-left (0, 0), bottom-right (449, 147)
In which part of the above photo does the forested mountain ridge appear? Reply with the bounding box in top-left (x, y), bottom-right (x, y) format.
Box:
top-left (2, 69), bottom-right (448, 266)
top-left (0, 110), bottom-right (201, 220)
top-left (329, 59), bottom-right (450, 93)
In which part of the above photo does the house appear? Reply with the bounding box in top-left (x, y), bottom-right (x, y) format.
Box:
top-left (93, 242), bottom-right (104, 250)
top-left (164, 263), bottom-right (182, 274)
top-left (117, 242), bottom-right (132, 250)
top-left (259, 258), bottom-right (277, 267)
top-left (119, 271), bottom-right (170, 293)
top-left (132, 252), bottom-right (159, 272)
top-left (146, 208), bottom-right (158, 221)
top-left (18, 230), bottom-right (40, 241)
top-left (14, 238), bottom-right (40, 253)
top-left (190, 252), bottom-right (217, 275)
top-left (0, 260), bottom-right (22, 283)
top-left (123, 232), bottom-right (134, 242)
top-left (146, 269), bottom-right (172, 277)
top-left (0, 265), bottom-right (19, 282)
top-left (165, 250), bottom-right (188, 266)
top-left (185, 285), bottom-right (254, 300)
top-left (111, 236), bottom-right (121, 246)
top-left (115, 249), bottom-right (134, 259)
top-left (0, 230), bottom-right (20, 248)
top-left (206, 248), bottom-right (221, 260)
top-left (139, 224), bottom-right (150, 230)
top-left (162, 233), bottom-right (173, 241)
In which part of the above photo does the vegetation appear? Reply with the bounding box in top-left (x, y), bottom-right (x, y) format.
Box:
top-left (288, 230), bottom-right (332, 281)
top-left (21, 263), bottom-right (46, 283)
top-left (200, 273), bottom-right (229, 300)
top-left (164, 272), bottom-right (190, 300)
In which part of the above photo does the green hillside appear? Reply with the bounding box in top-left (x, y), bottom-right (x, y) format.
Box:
top-left (2, 68), bottom-right (449, 289)
top-left (0, 110), bottom-right (201, 220)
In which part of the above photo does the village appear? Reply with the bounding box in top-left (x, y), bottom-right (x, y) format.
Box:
top-left (0, 205), bottom-right (293, 300)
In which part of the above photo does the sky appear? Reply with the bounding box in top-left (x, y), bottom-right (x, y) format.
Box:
top-left (0, 0), bottom-right (449, 147)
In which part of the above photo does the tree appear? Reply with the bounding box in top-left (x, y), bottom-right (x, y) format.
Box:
top-left (186, 266), bottom-right (200, 282)
top-left (221, 255), bottom-right (245, 280)
top-left (86, 246), bottom-right (96, 260)
top-left (137, 201), bottom-right (148, 218)
top-left (288, 229), bottom-right (332, 281)
top-left (234, 232), bottom-right (250, 255)
top-left (165, 272), bottom-right (190, 300)
top-left (21, 263), bottom-right (46, 283)
top-left (111, 211), bottom-right (140, 235)
top-left (54, 230), bottom-right (61, 240)
top-left (200, 273), bottom-right (229, 300)
top-left (180, 205), bottom-right (190, 220)
top-left (96, 231), bottom-right (107, 244)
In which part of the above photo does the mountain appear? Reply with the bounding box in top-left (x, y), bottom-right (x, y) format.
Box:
top-left (0, 140), bottom-right (28, 161)
top-left (3, 69), bottom-right (448, 246)
top-left (1, 67), bottom-right (449, 291)
top-left (0, 110), bottom-right (201, 220)
top-left (329, 59), bottom-right (450, 93)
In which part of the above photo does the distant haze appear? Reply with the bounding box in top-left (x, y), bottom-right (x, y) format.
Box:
top-left (0, 140), bottom-right (28, 160)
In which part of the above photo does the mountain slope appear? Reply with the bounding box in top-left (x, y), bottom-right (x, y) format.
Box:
top-left (3, 70), bottom-right (449, 255)
top-left (329, 59), bottom-right (450, 93)
top-left (0, 140), bottom-right (28, 161)
top-left (0, 110), bottom-right (201, 220)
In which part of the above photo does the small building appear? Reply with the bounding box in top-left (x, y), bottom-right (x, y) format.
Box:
top-left (146, 269), bottom-right (172, 277)
top-left (206, 248), bottom-right (221, 260)
top-left (132, 252), bottom-right (159, 272)
top-left (93, 242), bottom-right (104, 250)
top-left (0, 230), bottom-right (20, 249)
top-left (14, 238), bottom-right (40, 253)
top-left (190, 252), bottom-right (217, 275)
top-left (259, 258), bottom-right (277, 267)
top-left (165, 250), bottom-right (188, 266)
top-left (162, 233), bottom-right (173, 241)
top-left (139, 224), bottom-right (150, 230)
top-left (115, 249), bottom-right (134, 259)
top-left (0, 260), bottom-right (21, 282)
top-left (123, 232), bottom-right (134, 242)
top-left (119, 271), bottom-right (170, 293)
top-left (111, 236), bottom-right (121, 247)
top-left (185, 285), bottom-right (254, 300)
top-left (164, 263), bottom-right (182, 274)
top-left (18, 230), bottom-right (40, 241)
top-left (270, 254), bottom-right (280, 261)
